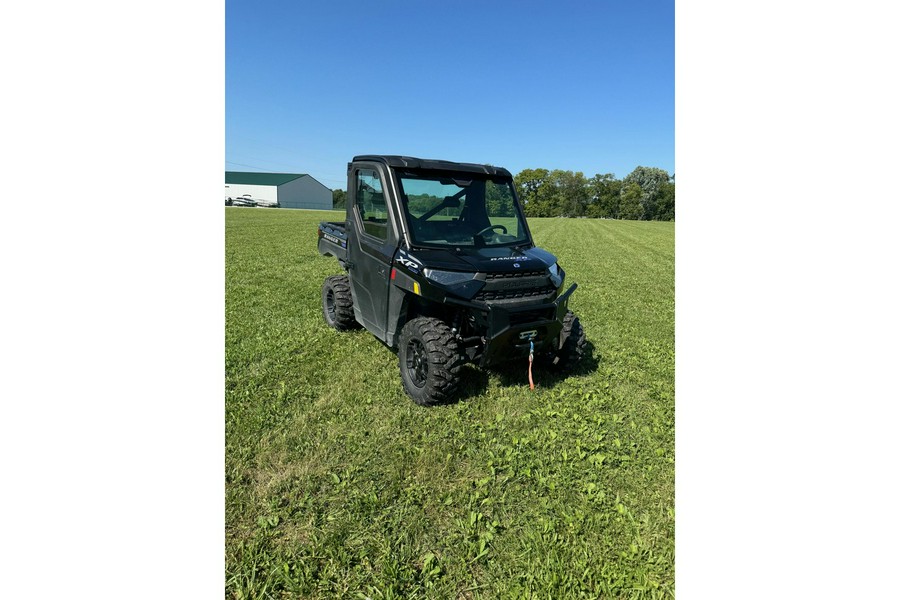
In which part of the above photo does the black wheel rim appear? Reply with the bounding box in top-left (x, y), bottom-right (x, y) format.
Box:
top-left (406, 339), bottom-right (428, 387)
top-left (325, 289), bottom-right (336, 323)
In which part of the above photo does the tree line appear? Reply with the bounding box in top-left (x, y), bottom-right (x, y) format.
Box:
top-left (515, 166), bottom-right (673, 220)
top-left (332, 165), bottom-right (674, 221)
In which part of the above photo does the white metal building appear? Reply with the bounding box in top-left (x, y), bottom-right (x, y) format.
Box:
top-left (225, 172), bottom-right (332, 209)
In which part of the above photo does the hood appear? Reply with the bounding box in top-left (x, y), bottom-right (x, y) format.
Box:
top-left (403, 245), bottom-right (557, 273)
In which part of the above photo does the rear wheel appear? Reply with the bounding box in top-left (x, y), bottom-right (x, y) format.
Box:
top-left (321, 275), bottom-right (358, 330)
top-left (398, 317), bottom-right (465, 406)
top-left (548, 310), bottom-right (586, 372)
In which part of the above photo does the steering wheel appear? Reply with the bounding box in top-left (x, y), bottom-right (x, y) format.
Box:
top-left (475, 224), bottom-right (508, 237)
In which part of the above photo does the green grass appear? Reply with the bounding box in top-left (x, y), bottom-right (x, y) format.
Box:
top-left (226, 208), bottom-right (674, 599)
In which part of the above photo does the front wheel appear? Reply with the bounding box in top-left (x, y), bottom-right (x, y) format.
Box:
top-left (398, 317), bottom-right (465, 406)
top-left (547, 310), bottom-right (586, 373)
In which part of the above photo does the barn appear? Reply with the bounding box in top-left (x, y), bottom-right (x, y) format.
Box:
top-left (225, 172), bottom-right (332, 209)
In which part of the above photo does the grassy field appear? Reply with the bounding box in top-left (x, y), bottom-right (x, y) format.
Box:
top-left (225, 208), bottom-right (674, 599)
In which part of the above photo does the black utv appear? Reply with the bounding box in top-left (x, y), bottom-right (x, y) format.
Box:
top-left (318, 155), bottom-right (585, 405)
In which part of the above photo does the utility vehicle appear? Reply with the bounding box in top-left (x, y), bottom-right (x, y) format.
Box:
top-left (318, 155), bottom-right (585, 405)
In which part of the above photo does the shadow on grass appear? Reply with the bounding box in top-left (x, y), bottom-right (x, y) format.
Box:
top-left (432, 340), bottom-right (601, 406)
top-left (491, 340), bottom-right (601, 392)
top-left (429, 364), bottom-right (489, 407)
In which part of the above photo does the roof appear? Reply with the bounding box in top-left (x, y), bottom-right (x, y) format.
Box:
top-left (352, 155), bottom-right (511, 177)
top-left (225, 172), bottom-right (308, 186)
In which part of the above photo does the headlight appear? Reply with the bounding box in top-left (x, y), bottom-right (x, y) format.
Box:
top-left (548, 263), bottom-right (564, 288)
top-left (423, 268), bottom-right (478, 286)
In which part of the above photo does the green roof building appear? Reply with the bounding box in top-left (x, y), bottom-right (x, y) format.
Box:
top-left (225, 171), bottom-right (332, 209)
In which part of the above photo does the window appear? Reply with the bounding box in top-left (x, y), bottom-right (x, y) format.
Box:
top-left (484, 179), bottom-right (520, 238)
top-left (396, 171), bottom-right (528, 248)
top-left (355, 169), bottom-right (388, 240)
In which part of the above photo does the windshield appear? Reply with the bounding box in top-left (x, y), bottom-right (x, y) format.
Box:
top-left (396, 171), bottom-right (530, 249)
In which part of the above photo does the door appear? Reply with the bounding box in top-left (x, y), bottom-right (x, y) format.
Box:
top-left (346, 164), bottom-right (397, 341)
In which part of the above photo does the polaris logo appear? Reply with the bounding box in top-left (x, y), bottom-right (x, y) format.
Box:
top-left (519, 330), bottom-right (537, 340)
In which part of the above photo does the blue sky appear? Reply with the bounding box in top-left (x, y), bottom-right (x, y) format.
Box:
top-left (226, 0), bottom-right (673, 190)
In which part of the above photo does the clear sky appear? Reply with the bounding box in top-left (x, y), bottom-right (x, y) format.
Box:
top-left (226, 0), bottom-right (673, 190)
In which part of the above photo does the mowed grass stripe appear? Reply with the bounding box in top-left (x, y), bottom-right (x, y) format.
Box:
top-left (529, 217), bottom-right (674, 543)
top-left (226, 208), bottom-right (674, 598)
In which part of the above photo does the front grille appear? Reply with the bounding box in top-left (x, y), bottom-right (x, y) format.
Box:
top-left (485, 270), bottom-right (547, 280)
top-left (474, 285), bottom-right (557, 303)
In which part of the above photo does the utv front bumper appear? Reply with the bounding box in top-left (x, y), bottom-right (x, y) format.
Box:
top-left (447, 283), bottom-right (577, 367)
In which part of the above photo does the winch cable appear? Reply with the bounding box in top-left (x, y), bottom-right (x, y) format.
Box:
top-left (528, 340), bottom-right (535, 390)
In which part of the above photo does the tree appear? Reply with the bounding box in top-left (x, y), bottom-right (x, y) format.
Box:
top-left (554, 170), bottom-right (590, 217)
top-left (515, 168), bottom-right (551, 217)
top-left (655, 182), bottom-right (675, 221)
top-left (624, 166), bottom-right (671, 220)
top-left (513, 165), bottom-right (671, 220)
top-left (587, 173), bottom-right (623, 218)
top-left (623, 166), bottom-right (670, 198)
top-left (619, 182), bottom-right (644, 220)
top-left (332, 189), bottom-right (346, 210)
